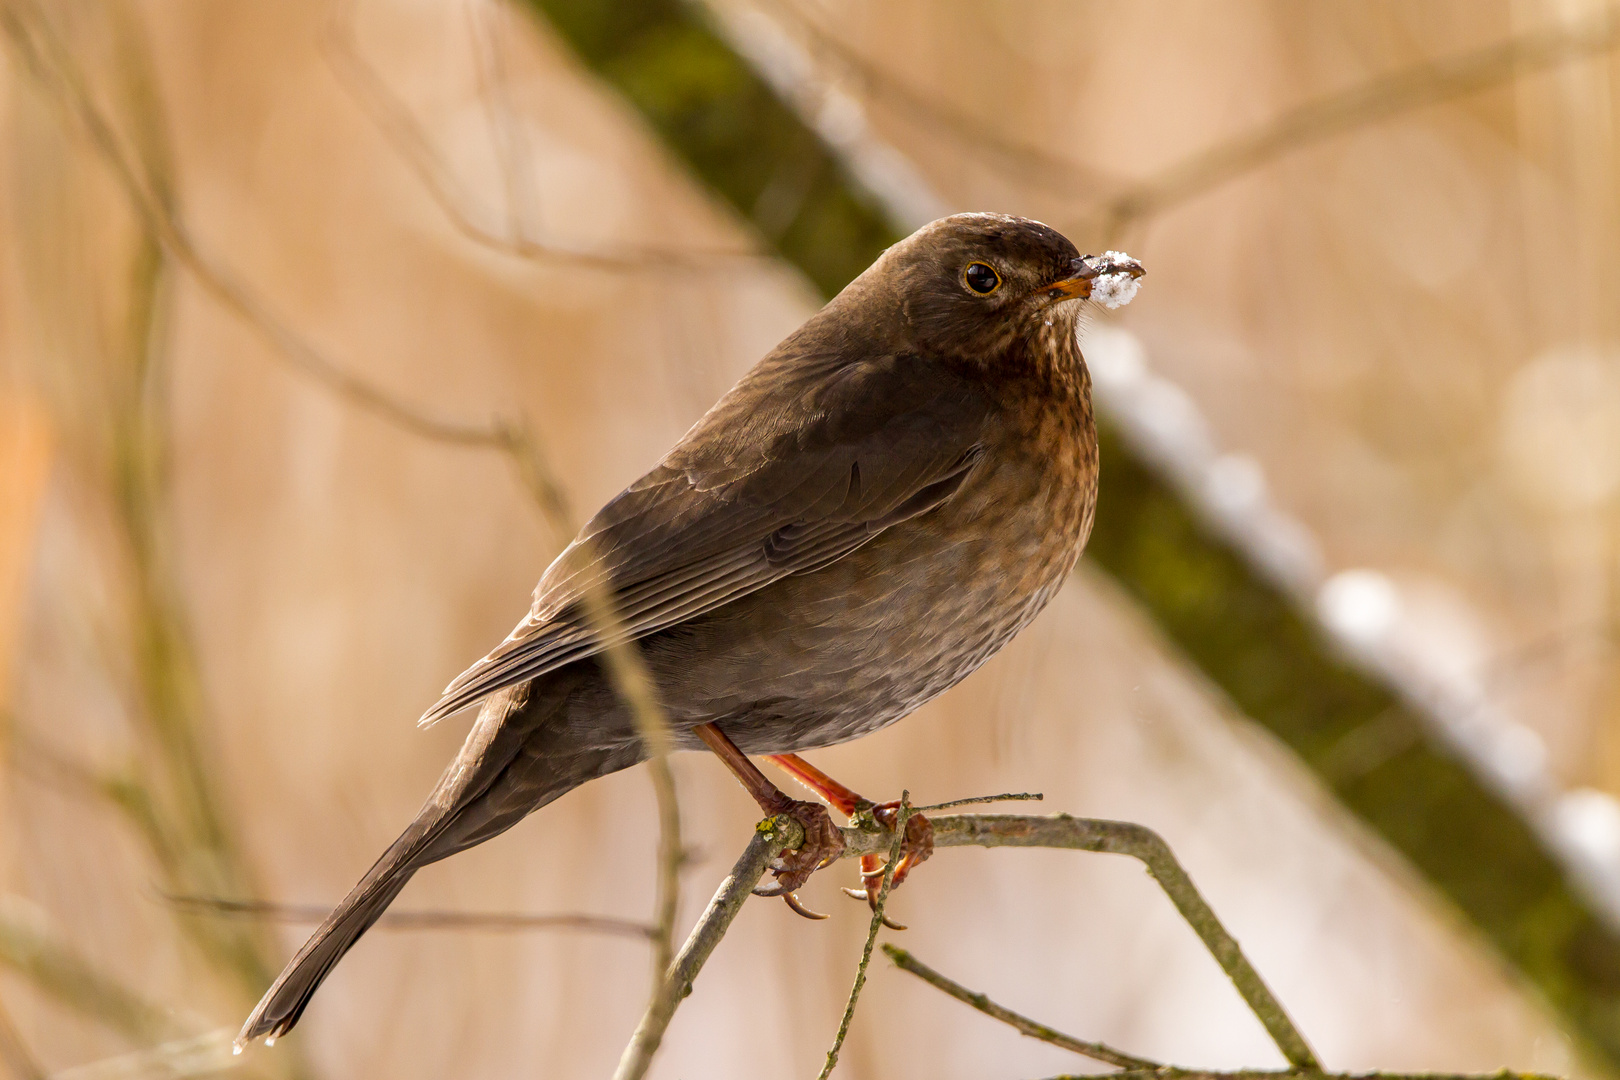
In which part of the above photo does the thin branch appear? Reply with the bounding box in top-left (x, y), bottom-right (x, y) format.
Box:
top-left (323, 1), bottom-right (768, 273)
top-left (817, 793), bottom-right (909, 1080)
top-left (882, 944), bottom-right (1157, 1070)
top-left (756, 0), bottom-right (1118, 197)
top-left (914, 791), bottom-right (1043, 813)
top-left (1094, 4), bottom-right (1620, 242)
top-left (612, 815), bottom-right (802, 1080)
top-left (159, 896), bottom-right (655, 938)
top-left (877, 814), bottom-right (1320, 1071)
top-left (0, 0), bottom-right (512, 451)
top-left (617, 813), bottom-right (1319, 1077)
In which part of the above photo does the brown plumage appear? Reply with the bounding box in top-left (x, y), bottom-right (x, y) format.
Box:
top-left (239, 213), bottom-right (1135, 1048)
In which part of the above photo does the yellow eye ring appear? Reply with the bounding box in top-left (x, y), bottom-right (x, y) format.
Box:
top-left (963, 262), bottom-right (1001, 295)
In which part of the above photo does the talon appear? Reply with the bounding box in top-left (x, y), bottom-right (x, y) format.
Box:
top-left (782, 892), bottom-right (830, 920)
top-left (757, 798), bottom-right (846, 900)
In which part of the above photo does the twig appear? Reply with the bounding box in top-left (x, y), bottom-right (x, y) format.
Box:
top-left (915, 791), bottom-right (1043, 813)
top-left (612, 815), bottom-right (802, 1080)
top-left (4, 14), bottom-right (685, 1076)
top-left (617, 812), bottom-right (1320, 1077)
top-left (871, 814), bottom-right (1321, 1070)
top-left (0, 0), bottom-right (512, 452)
top-left (756, 0), bottom-right (1117, 197)
top-left (817, 793), bottom-right (909, 1080)
top-left (883, 944), bottom-right (1157, 1069)
top-left (160, 896), bottom-right (655, 938)
top-left (323, 1), bottom-right (766, 273)
top-left (1094, 4), bottom-right (1620, 242)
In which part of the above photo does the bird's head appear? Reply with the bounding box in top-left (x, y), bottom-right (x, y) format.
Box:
top-left (856, 213), bottom-right (1143, 368)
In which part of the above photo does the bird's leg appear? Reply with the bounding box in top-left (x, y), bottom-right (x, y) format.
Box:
top-left (765, 753), bottom-right (934, 930)
top-left (692, 723), bottom-right (845, 920)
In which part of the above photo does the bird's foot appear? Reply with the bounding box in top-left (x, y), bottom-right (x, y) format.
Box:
top-left (842, 802), bottom-right (933, 930)
top-left (753, 798), bottom-right (846, 919)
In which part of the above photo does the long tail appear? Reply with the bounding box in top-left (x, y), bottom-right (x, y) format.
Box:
top-left (237, 676), bottom-right (613, 1048)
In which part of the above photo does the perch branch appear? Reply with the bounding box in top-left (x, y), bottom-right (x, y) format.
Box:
top-left (612, 815), bottom-right (802, 1080)
top-left (615, 812), bottom-right (1319, 1078)
top-left (882, 944), bottom-right (1157, 1069)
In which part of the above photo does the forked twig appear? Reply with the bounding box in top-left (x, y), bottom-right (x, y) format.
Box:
top-left (614, 812), bottom-right (1321, 1077)
top-left (882, 944), bottom-right (1156, 1069)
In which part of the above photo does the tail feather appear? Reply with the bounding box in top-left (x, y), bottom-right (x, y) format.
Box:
top-left (236, 826), bottom-right (431, 1047)
top-left (236, 672), bottom-right (630, 1050)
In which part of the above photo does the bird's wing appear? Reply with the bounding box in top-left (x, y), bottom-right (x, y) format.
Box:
top-left (417, 353), bottom-right (991, 727)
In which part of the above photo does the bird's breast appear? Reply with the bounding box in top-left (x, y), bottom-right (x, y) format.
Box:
top-left (650, 386), bottom-right (1099, 754)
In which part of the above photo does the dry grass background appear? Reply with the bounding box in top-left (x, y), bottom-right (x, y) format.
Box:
top-left (0, 1), bottom-right (1614, 1077)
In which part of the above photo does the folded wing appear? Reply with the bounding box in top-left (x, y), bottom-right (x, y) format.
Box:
top-left (417, 352), bottom-right (990, 727)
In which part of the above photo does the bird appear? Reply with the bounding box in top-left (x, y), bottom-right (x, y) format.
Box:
top-left (237, 212), bottom-right (1141, 1048)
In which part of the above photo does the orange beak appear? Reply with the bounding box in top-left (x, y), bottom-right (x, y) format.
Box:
top-left (1043, 252), bottom-right (1145, 302)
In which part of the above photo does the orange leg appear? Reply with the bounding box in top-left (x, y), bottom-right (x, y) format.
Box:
top-left (694, 724), bottom-right (845, 919)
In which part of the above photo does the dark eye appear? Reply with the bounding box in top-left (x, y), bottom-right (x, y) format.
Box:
top-left (963, 262), bottom-right (1001, 295)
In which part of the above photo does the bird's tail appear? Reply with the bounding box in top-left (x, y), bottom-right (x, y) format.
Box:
top-left (237, 677), bottom-right (606, 1049)
top-left (235, 813), bottom-right (439, 1048)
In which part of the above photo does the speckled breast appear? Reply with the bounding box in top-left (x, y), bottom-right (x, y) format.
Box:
top-left (650, 386), bottom-right (1098, 756)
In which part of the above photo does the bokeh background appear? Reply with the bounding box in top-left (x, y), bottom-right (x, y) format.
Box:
top-left (2, 1), bottom-right (1620, 1077)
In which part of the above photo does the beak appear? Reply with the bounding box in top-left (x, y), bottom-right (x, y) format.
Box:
top-left (1043, 252), bottom-right (1145, 302)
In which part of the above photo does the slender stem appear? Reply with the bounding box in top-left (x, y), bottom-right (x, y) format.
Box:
top-left (817, 793), bottom-right (909, 1080)
top-left (612, 817), bottom-right (800, 1080)
top-left (883, 944), bottom-right (1156, 1069)
top-left (160, 896), bottom-right (654, 938)
top-left (867, 815), bottom-right (1320, 1071)
top-left (914, 792), bottom-right (1043, 813)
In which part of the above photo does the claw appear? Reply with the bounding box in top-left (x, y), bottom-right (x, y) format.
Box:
top-left (782, 892), bottom-right (830, 920)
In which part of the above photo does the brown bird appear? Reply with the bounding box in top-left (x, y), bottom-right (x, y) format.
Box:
top-left (237, 213), bottom-right (1141, 1048)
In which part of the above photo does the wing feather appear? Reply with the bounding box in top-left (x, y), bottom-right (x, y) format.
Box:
top-left (417, 352), bottom-right (990, 727)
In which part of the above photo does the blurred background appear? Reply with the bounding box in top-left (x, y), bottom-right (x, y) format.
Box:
top-left (3, 1), bottom-right (1620, 1077)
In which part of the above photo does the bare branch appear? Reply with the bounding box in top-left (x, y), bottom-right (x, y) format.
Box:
top-left (817, 793), bottom-right (910, 1080)
top-left (612, 815), bottom-right (801, 1080)
top-left (888, 814), bottom-right (1320, 1070)
top-left (614, 812), bottom-right (1319, 1077)
top-left (755, 0), bottom-right (1117, 198)
top-left (323, 1), bottom-right (769, 274)
top-left (883, 944), bottom-right (1156, 1069)
top-left (1094, 4), bottom-right (1620, 242)
top-left (159, 896), bottom-right (655, 938)
top-left (914, 791), bottom-right (1042, 813)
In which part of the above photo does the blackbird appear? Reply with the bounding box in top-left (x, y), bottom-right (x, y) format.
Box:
top-left (238, 213), bottom-right (1141, 1047)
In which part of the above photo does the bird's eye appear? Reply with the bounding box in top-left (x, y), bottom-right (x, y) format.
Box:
top-left (963, 262), bottom-right (1001, 295)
